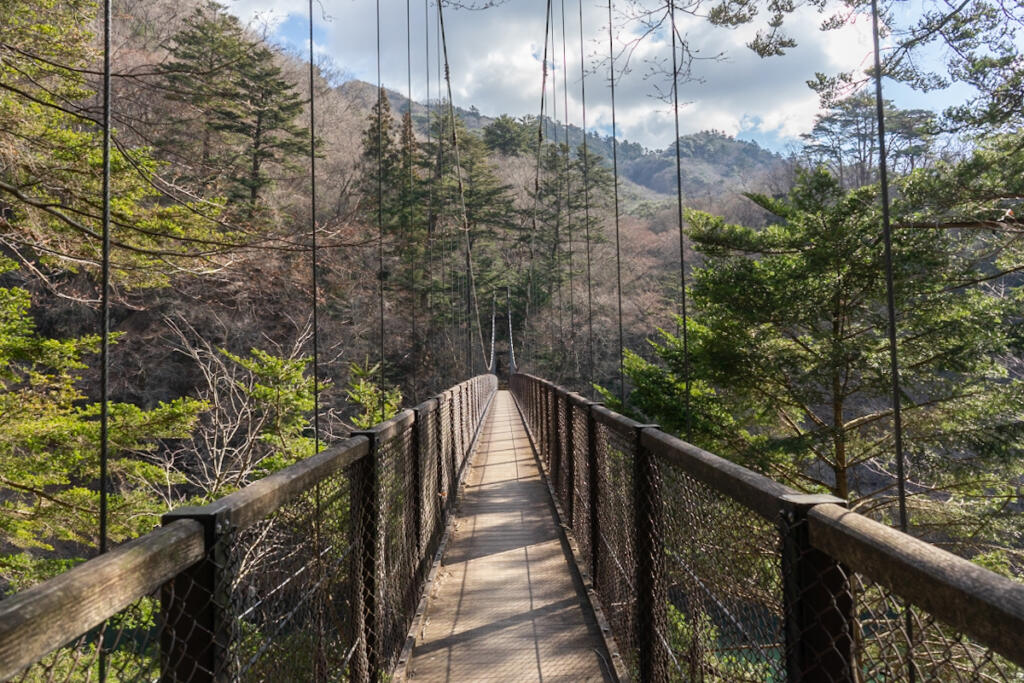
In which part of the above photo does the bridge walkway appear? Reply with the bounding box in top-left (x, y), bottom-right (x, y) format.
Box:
top-left (406, 391), bottom-right (614, 682)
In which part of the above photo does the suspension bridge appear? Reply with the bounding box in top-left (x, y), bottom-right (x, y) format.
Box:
top-left (1, 371), bottom-right (1023, 682)
top-left (1, 0), bottom-right (1024, 676)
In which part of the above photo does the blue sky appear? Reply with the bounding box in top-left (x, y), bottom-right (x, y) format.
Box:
top-left (229, 0), bottom-right (972, 153)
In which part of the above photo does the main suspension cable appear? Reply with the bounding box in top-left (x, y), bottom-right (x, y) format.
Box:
top-left (436, 0), bottom-right (490, 375)
top-left (669, 0), bottom-right (691, 441)
top-left (606, 0), bottom-right (626, 405)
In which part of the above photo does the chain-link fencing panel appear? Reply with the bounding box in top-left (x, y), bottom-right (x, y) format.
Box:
top-left (416, 400), bottom-right (443, 570)
top-left (651, 460), bottom-right (787, 682)
top-left (552, 390), bottom-right (569, 511)
top-left (12, 596), bottom-right (164, 682)
top-left (374, 421), bottom-right (419, 673)
top-left (570, 398), bottom-right (592, 565)
top-left (845, 574), bottom-right (1023, 682)
top-left (782, 509), bottom-right (1024, 683)
top-left (592, 410), bottom-right (640, 674)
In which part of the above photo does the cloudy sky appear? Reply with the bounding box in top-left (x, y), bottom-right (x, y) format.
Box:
top-left (225, 0), bottom-right (951, 151)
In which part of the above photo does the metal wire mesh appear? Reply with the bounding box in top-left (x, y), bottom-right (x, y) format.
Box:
top-left (570, 399), bottom-right (591, 564)
top-left (848, 574), bottom-right (1023, 682)
top-left (780, 515), bottom-right (1024, 683)
top-left (375, 423), bottom-right (418, 672)
top-left (5, 376), bottom-right (498, 683)
top-left (227, 470), bottom-right (356, 680)
top-left (13, 597), bottom-right (162, 682)
top-left (416, 402), bottom-right (443, 568)
top-left (509, 374), bottom-right (1024, 683)
top-left (593, 414), bottom-right (640, 673)
top-left (660, 464), bottom-right (784, 682)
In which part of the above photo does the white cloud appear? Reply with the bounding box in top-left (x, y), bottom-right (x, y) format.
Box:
top-left (222, 0), bottom-right (880, 150)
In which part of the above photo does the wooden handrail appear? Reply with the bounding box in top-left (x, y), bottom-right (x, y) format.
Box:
top-left (0, 520), bottom-right (205, 680)
top-left (809, 502), bottom-right (1024, 668)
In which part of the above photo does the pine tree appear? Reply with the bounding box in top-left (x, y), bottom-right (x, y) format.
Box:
top-left (161, 3), bottom-right (309, 214)
top-left (158, 1), bottom-right (250, 190)
top-left (615, 168), bottom-right (1024, 565)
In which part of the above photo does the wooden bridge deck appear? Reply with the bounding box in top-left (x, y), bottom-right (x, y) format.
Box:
top-left (407, 391), bottom-right (614, 682)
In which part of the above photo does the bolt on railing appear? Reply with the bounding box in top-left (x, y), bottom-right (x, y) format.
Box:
top-left (510, 372), bottom-right (1024, 683)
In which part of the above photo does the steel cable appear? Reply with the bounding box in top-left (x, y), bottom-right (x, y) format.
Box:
top-left (669, 0), bottom-right (691, 440)
top-left (578, 0), bottom-right (595, 389)
top-left (606, 0), bottom-right (626, 405)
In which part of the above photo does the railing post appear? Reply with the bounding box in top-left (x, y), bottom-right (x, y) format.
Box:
top-left (449, 392), bottom-right (458, 493)
top-left (550, 388), bottom-right (562, 496)
top-left (780, 494), bottom-right (855, 683)
top-left (435, 397), bottom-right (446, 516)
top-left (634, 423), bottom-right (667, 683)
top-left (411, 404), bottom-right (426, 559)
top-left (587, 402), bottom-right (603, 587)
top-left (564, 394), bottom-right (576, 525)
top-left (349, 431), bottom-right (383, 682)
top-left (160, 505), bottom-right (234, 683)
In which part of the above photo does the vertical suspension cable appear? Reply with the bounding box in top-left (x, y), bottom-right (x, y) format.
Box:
top-left (560, 0), bottom-right (575, 379)
top-left (527, 0), bottom-right (553, 368)
top-left (578, 0), bottom-right (595, 388)
top-left (669, 0), bottom-right (691, 441)
top-left (870, 0), bottom-right (907, 539)
top-left (98, 0), bottom-right (112, 676)
top-left (407, 0), bottom-right (418, 402)
top-left (308, 0), bottom-right (321, 456)
top-left (606, 0), bottom-right (626, 405)
top-left (99, 0), bottom-right (112, 561)
top-left (305, 8), bottom-right (324, 676)
top-left (376, 0), bottom-right (386, 415)
top-left (549, 0), bottom-right (564, 358)
top-left (870, 1), bottom-right (913, 678)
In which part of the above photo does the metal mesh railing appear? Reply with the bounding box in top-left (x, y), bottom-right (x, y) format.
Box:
top-left (509, 372), bottom-right (1024, 683)
top-left (12, 596), bottom-right (163, 682)
top-left (1, 374), bottom-right (498, 683)
top-left (662, 463), bottom-right (784, 682)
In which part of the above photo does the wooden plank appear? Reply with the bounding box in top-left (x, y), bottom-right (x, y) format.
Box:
top-left (407, 392), bottom-right (613, 682)
top-left (0, 519), bottom-right (204, 679)
top-left (808, 502), bottom-right (1024, 667)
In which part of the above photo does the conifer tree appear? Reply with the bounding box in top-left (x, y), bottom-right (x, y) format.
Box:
top-left (161, 3), bottom-right (309, 214)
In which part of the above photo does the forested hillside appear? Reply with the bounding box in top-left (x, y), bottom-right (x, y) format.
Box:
top-left (1, 0), bottom-right (1022, 597)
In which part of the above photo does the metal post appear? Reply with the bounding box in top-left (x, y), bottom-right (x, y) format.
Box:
top-left (160, 506), bottom-right (234, 683)
top-left (411, 404), bottom-right (425, 559)
top-left (449, 393), bottom-right (458, 495)
top-left (550, 388), bottom-right (562, 496)
top-left (587, 402), bottom-right (602, 586)
top-left (780, 494), bottom-right (855, 682)
top-left (633, 423), bottom-right (667, 683)
top-left (564, 395), bottom-right (576, 526)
